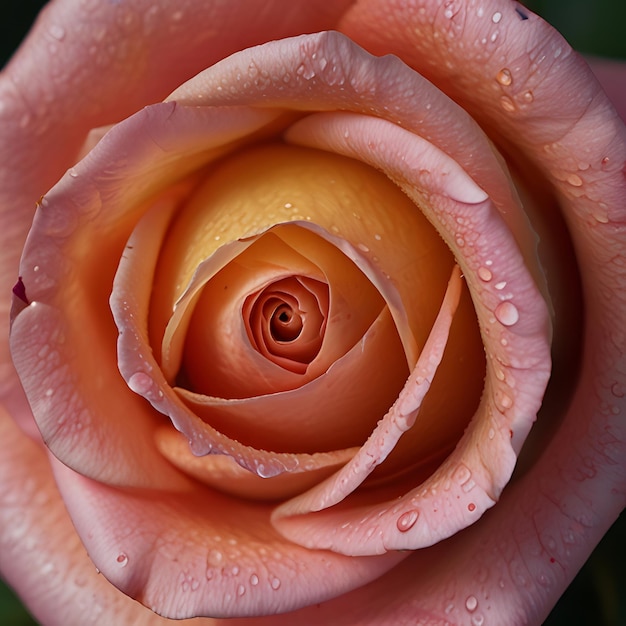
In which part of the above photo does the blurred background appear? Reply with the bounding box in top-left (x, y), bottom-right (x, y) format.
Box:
top-left (1, 0), bottom-right (624, 624)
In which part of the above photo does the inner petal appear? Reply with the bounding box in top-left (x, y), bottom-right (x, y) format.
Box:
top-left (245, 276), bottom-right (329, 369)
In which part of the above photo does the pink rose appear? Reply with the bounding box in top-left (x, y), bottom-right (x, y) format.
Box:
top-left (1, 1), bottom-right (624, 624)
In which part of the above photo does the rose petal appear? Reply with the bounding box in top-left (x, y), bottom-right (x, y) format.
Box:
top-left (50, 445), bottom-right (405, 619)
top-left (0, 0), bottom-right (353, 418)
top-left (10, 103), bottom-right (281, 486)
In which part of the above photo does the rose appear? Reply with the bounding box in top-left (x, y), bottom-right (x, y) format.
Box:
top-left (0, 1), bottom-right (624, 624)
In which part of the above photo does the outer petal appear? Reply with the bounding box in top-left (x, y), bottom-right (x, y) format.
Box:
top-left (0, 405), bottom-right (219, 626)
top-left (50, 450), bottom-right (404, 619)
top-left (10, 102), bottom-right (282, 487)
top-left (0, 0), bottom-right (353, 432)
top-left (586, 56), bottom-right (626, 122)
top-left (326, 0), bottom-right (626, 620)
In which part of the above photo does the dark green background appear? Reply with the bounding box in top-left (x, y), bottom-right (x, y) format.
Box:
top-left (1, 1), bottom-right (624, 624)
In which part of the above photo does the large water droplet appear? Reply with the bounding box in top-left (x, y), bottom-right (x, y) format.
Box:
top-left (250, 573), bottom-right (259, 586)
top-left (465, 595), bottom-right (478, 611)
top-left (491, 11), bottom-right (502, 23)
top-left (477, 266), bottom-right (493, 282)
top-left (396, 509), bottom-right (420, 532)
top-left (116, 553), bottom-right (128, 567)
top-left (270, 576), bottom-right (281, 590)
top-left (496, 68), bottom-right (512, 86)
top-left (128, 371), bottom-right (152, 394)
top-left (566, 173), bottom-right (583, 187)
top-left (494, 301), bottom-right (520, 326)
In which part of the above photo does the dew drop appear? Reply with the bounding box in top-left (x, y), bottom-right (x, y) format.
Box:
top-left (566, 173), bottom-right (583, 187)
top-left (491, 11), bottom-right (502, 23)
top-left (472, 614), bottom-right (485, 626)
top-left (237, 584), bottom-right (246, 597)
top-left (68, 168), bottom-right (78, 178)
top-left (396, 509), bottom-right (420, 532)
top-left (468, 502), bottom-right (476, 512)
top-left (499, 96), bottom-right (516, 112)
top-left (477, 266), bottom-right (493, 282)
top-left (250, 573), bottom-right (259, 586)
top-left (498, 392), bottom-right (513, 410)
top-left (49, 24), bottom-right (66, 41)
top-left (116, 553), bottom-right (128, 567)
top-left (522, 90), bottom-right (534, 103)
top-left (494, 301), bottom-right (519, 326)
top-left (207, 549), bottom-right (223, 567)
top-left (496, 68), bottom-right (512, 86)
top-left (270, 576), bottom-right (281, 590)
top-left (465, 595), bottom-right (478, 612)
top-left (488, 427), bottom-right (495, 440)
top-left (454, 463), bottom-right (472, 485)
top-left (357, 243), bottom-right (370, 253)
top-left (494, 281), bottom-right (507, 290)
top-left (128, 371), bottom-right (152, 395)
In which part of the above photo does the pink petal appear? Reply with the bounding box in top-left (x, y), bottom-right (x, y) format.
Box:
top-left (330, 0), bottom-right (626, 620)
top-left (50, 447), bottom-right (405, 619)
top-left (0, 0), bottom-right (352, 416)
top-left (10, 103), bottom-right (280, 486)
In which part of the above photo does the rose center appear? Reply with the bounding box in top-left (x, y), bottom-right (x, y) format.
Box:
top-left (244, 275), bottom-right (329, 370)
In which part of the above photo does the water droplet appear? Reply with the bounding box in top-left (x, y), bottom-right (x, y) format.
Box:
top-left (237, 584), bottom-right (246, 597)
top-left (522, 90), bottom-right (534, 103)
top-left (357, 243), bottom-right (370, 253)
top-left (465, 595), bottom-right (478, 611)
top-left (444, 7), bottom-right (454, 18)
top-left (396, 509), bottom-right (420, 532)
top-left (500, 96), bottom-right (516, 112)
top-left (477, 266), bottom-right (493, 282)
top-left (49, 24), bottom-right (66, 41)
top-left (488, 427), bottom-right (495, 439)
top-left (68, 168), bottom-right (78, 178)
top-left (494, 301), bottom-right (519, 326)
top-left (454, 463), bottom-right (472, 485)
top-left (537, 573), bottom-right (551, 588)
top-left (496, 68), bottom-right (512, 86)
top-left (567, 173), bottom-right (583, 187)
top-left (468, 502), bottom-right (476, 512)
top-left (250, 573), bottom-right (259, 586)
top-left (494, 281), bottom-right (507, 290)
top-left (207, 549), bottom-right (223, 567)
top-left (128, 371), bottom-right (152, 394)
top-left (497, 392), bottom-right (513, 410)
top-left (116, 553), bottom-right (128, 567)
top-left (270, 576), bottom-right (281, 590)
top-left (472, 614), bottom-right (485, 626)
top-left (492, 11), bottom-right (502, 23)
